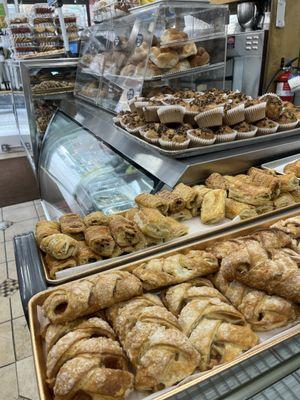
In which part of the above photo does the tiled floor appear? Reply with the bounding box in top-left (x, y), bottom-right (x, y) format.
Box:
top-left (0, 199), bottom-right (45, 400)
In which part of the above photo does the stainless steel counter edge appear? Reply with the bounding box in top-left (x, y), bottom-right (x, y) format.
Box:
top-left (59, 98), bottom-right (300, 187)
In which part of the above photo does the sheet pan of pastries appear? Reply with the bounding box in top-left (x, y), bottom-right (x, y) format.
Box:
top-left (115, 90), bottom-right (300, 158)
top-left (35, 166), bottom-right (300, 284)
top-left (29, 211), bottom-right (300, 400)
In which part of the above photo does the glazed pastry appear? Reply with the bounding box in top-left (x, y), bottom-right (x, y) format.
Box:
top-left (173, 183), bottom-right (197, 209)
top-left (220, 231), bottom-right (300, 303)
top-left (109, 215), bottom-right (143, 248)
top-left (135, 193), bottom-right (168, 215)
top-left (45, 254), bottom-right (77, 279)
top-left (106, 294), bottom-right (199, 391)
top-left (35, 220), bottom-right (60, 245)
top-left (40, 234), bottom-right (78, 260)
top-left (53, 356), bottom-right (133, 400)
top-left (59, 213), bottom-right (85, 239)
top-left (193, 185), bottom-right (212, 207)
top-left (157, 189), bottom-right (185, 214)
top-left (225, 198), bottom-right (258, 220)
top-left (247, 167), bottom-right (281, 197)
top-left (211, 271), bottom-right (298, 331)
top-left (273, 193), bottom-right (296, 209)
top-left (171, 208), bottom-right (193, 221)
top-left (272, 216), bottom-right (300, 238)
top-left (205, 173), bottom-right (229, 190)
top-left (284, 160), bottom-right (300, 178)
top-left (83, 211), bottom-right (109, 226)
top-left (133, 207), bottom-right (172, 240)
top-left (76, 241), bottom-right (102, 265)
top-left (44, 316), bottom-right (115, 352)
top-left (164, 217), bottom-right (189, 238)
top-left (42, 270), bottom-right (143, 323)
top-left (163, 280), bottom-right (258, 371)
top-left (84, 226), bottom-right (115, 257)
top-left (201, 189), bottom-right (226, 224)
top-left (132, 250), bottom-right (219, 290)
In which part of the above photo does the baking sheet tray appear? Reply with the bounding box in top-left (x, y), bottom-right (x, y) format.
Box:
top-left (262, 153), bottom-right (300, 176)
top-left (28, 208), bottom-right (300, 400)
top-left (114, 123), bottom-right (300, 159)
top-left (41, 203), bottom-right (300, 285)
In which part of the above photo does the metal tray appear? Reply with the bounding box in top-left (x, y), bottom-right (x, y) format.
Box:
top-left (40, 203), bottom-right (300, 285)
top-left (28, 208), bottom-right (300, 400)
top-left (262, 153), bottom-right (300, 176)
top-left (115, 123), bottom-right (300, 159)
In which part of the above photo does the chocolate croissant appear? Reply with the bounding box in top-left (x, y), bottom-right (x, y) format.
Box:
top-left (163, 279), bottom-right (258, 371)
top-left (106, 294), bottom-right (199, 391)
top-left (84, 226), bottom-right (115, 257)
top-left (42, 271), bottom-right (143, 323)
top-left (35, 220), bottom-right (60, 245)
top-left (40, 233), bottom-right (79, 260)
top-left (132, 250), bottom-right (219, 290)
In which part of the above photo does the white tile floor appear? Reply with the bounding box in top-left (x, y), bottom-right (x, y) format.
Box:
top-left (0, 199), bottom-right (45, 400)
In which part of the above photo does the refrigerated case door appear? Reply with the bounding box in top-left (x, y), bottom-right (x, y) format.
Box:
top-left (38, 110), bottom-right (158, 220)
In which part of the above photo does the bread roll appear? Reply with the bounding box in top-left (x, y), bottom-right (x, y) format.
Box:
top-left (150, 47), bottom-right (179, 69)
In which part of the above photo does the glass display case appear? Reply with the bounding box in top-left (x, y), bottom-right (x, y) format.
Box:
top-left (38, 109), bottom-right (159, 220)
top-left (74, 0), bottom-right (228, 112)
top-left (8, 58), bottom-right (78, 171)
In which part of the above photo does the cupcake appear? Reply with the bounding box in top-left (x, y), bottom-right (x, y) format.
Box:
top-left (226, 91), bottom-right (249, 105)
top-left (187, 128), bottom-right (216, 146)
top-left (277, 110), bottom-right (298, 130)
top-left (159, 127), bottom-right (190, 150)
top-left (139, 123), bottom-right (161, 143)
top-left (162, 97), bottom-right (189, 108)
top-left (244, 98), bottom-right (267, 122)
top-left (255, 118), bottom-right (279, 135)
top-left (195, 105), bottom-right (224, 128)
top-left (119, 112), bottom-right (146, 133)
top-left (214, 125), bottom-right (237, 143)
top-left (184, 99), bottom-right (206, 125)
top-left (157, 105), bottom-right (185, 124)
top-left (234, 121), bottom-right (258, 139)
top-left (143, 99), bottom-right (165, 122)
top-left (223, 103), bottom-right (245, 125)
top-left (260, 94), bottom-right (283, 120)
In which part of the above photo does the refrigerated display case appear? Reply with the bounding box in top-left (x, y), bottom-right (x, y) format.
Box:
top-left (75, 0), bottom-right (228, 112)
top-left (8, 58), bottom-right (78, 171)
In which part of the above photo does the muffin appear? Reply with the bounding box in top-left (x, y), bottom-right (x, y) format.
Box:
top-left (195, 104), bottom-right (224, 128)
top-left (157, 105), bottom-right (185, 124)
top-left (214, 125), bottom-right (237, 143)
top-left (187, 128), bottom-right (216, 146)
top-left (244, 98), bottom-right (266, 122)
top-left (255, 118), bottom-right (279, 135)
top-left (234, 121), bottom-right (258, 139)
top-left (223, 102), bottom-right (245, 125)
top-left (260, 94), bottom-right (283, 120)
top-left (119, 112), bottom-right (146, 133)
top-left (140, 123), bottom-right (161, 143)
top-left (277, 110), bottom-right (298, 130)
top-left (143, 99), bottom-right (165, 122)
top-left (159, 127), bottom-right (190, 150)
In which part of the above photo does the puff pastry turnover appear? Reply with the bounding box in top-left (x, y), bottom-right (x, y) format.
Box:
top-left (40, 233), bottom-right (78, 260)
top-left (135, 193), bottom-right (168, 215)
top-left (45, 254), bottom-right (77, 279)
top-left (84, 226), bottom-right (115, 257)
top-left (83, 211), bottom-right (109, 226)
top-left (35, 220), bottom-right (60, 245)
top-left (201, 189), bottom-right (226, 224)
top-left (173, 183), bottom-right (197, 209)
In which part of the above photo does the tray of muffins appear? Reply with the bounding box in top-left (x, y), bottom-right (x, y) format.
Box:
top-left (114, 90), bottom-right (300, 158)
top-left (35, 165), bottom-right (300, 284)
top-left (29, 209), bottom-right (300, 400)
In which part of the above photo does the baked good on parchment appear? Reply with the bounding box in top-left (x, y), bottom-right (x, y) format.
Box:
top-left (284, 160), bottom-right (300, 178)
top-left (42, 270), bottom-right (143, 323)
top-left (40, 233), bottom-right (79, 260)
top-left (157, 189), bottom-right (185, 214)
top-left (132, 250), bottom-right (219, 290)
top-left (108, 215), bottom-right (143, 248)
top-left (44, 254), bottom-right (77, 279)
top-left (225, 198), bottom-right (257, 220)
top-left (132, 207), bottom-right (173, 240)
top-left (35, 220), bottom-right (60, 245)
top-left (106, 294), bottom-right (199, 391)
top-left (84, 225), bottom-right (115, 257)
top-left (163, 279), bottom-right (258, 370)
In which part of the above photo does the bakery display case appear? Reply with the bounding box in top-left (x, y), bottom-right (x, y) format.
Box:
top-left (75, 0), bottom-right (228, 112)
top-left (9, 58), bottom-right (78, 171)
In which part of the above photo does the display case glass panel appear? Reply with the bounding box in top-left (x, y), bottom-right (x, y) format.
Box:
top-left (39, 111), bottom-right (156, 217)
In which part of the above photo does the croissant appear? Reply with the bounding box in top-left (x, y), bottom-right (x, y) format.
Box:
top-left (247, 167), bottom-right (281, 197)
top-left (83, 211), bottom-right (109, 226)
top-left (135, 193), bottom-right (168, 215)
top-left (42, 271), bottom-right (143, 323)
top-left (211, 271), bottom-right (299, 331)
top-left (132, 250), bottom-right (219, 290)
top-left (133, 207), bottom-right (172, 240)
top-left (40, 234), bottom-right (79, 260)
top-left (54, 356), bottom-right (133, 400)
top-left (163, 280), bottom-right (258, 371)
top-left (106, 294), bottom-right (199, 391)
top-left (44, 316), bottom-right (115, 352)
top-left (35, 220), bottom-right (60, 245)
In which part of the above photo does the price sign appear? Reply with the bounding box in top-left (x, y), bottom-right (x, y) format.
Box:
top-left (136, 33), bottom-right (143, 47)
top-left (114, 36), bottom-right (121, 49)
top-left (127, 88), bottom-right (135, 100)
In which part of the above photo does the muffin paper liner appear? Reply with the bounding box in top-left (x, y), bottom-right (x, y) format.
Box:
top-left (158, 137), bottom-right (190, 150)
top-left (236, 125), bottom-right (258, 139)
top-left (134, 101), bottom-right (149, 116)
top-left (187, 130), bottom-right (216, 146)
top-left (260, 92), bottom-right (282, 102)
top-left (256, 122), bottom-right (279, 136)
top-left (143, 131), bottom-right (160, 144)
top-left (157, 105), bottom-right (185, 124)
top-left (143, 105), bottom-right (160, 122)
top-left (223, 103), bottom-right (245, 125)
top-left (245, 102), bottom-right (266, 123)
top-left (128, 99), bottom-right (137, 112)
top-left (278, 120), bottom-right (299, 131)
top-left (184, 111), bottom-right (198, 126)
top-left (215, 130), bottom-right (237, 143)
top-left (194, 106), bottom-right (224, 128)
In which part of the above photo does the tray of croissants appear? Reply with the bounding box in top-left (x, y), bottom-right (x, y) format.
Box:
top-left (35, 166), bottom-right (300, 284)
top-left (29, 211), bottom-right (300, 400)
top-left (114, 89), bottom-right (300, 158)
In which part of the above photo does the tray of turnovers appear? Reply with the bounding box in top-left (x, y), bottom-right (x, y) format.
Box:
top-left (115, 89), bottom-right (300, 158)
top-left (36, 165), bottom-right (300, 284)
top-left (29, 210), bottom-right (300, 400)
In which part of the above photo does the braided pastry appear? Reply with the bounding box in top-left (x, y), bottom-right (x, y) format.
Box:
top-left (106, 294), bottom-right (200, 391)
top-left (42, 271), bottom-right (143, 323)
top-left (163, 279), bottom-right (258, 371)
top-left (132, 250), bottom-right (219, 290)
